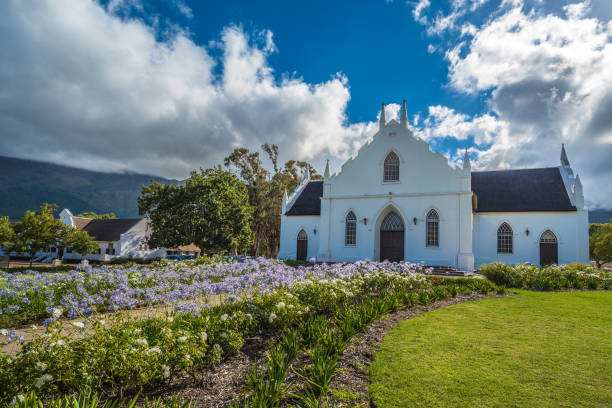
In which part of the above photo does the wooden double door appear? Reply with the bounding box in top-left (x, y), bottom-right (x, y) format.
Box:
top-left (380, 231), bottom-right (404, 262)
top-left (380, 211), bottom-right (405, 262)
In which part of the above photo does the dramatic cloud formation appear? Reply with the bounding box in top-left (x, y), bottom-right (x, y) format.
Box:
top-left (412, 0), bottom-right (612, 207)
top-left (0, 0), bottom-right (375, 178)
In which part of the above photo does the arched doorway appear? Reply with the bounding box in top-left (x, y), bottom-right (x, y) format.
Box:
top-left (296, 229), bottom-right (308, 261)
top-left (380, 211), bottom-right (405, 262)
top-left (540, 230), bottom-right (558, 266)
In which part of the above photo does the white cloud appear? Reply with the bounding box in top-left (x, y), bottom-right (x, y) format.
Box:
top-left (416, 1), bottom-right (612, 207)
top-left (0, 0), bottom-right (376, 178)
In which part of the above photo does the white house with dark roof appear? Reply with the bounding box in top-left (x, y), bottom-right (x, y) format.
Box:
top-left (59, 209), bottom-right (166, 261)
top-left (278, 102), bottom-right (589, 271)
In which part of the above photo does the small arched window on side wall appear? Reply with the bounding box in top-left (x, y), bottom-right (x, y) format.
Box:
top-left (426, 209), bottom-right (439, 247)
top-left (345, 211), bottom-right (357, 246)
top-left (497, 222), bottom-right (513, 254)
top-left (383, 152), bottom-right (400, 182)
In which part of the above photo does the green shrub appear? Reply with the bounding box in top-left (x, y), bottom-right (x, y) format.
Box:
top-left (479, 262), bottom-right (612, 290)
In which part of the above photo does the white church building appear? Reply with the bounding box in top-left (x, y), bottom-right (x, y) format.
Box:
top-left (278, 102), bottom-right (589, 271)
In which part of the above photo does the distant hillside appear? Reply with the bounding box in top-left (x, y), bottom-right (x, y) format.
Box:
top-left (0, 156), bottom-right (177, 218)
top-left (589, 209), bottom-right (612, 224)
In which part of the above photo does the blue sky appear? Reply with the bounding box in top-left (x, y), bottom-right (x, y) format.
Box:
top-left (1, 0), bottom-right (612, 207)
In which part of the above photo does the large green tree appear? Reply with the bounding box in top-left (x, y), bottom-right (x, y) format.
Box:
top-left (0, 216), bottom-right (15, 252)
top-left (224, 144), bottom-right (322, 256)
top-left (67, 228), bottom-right (100, 261)
top-left (10, 204), bottom-right (68, 266)
top-left (139, 168), bottom-right (252, 255)
top-left (589, 222), bottom-right (612, 268)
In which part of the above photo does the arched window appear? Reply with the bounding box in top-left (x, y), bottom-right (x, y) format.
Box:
top-left (297, 230), bottom-right (308, 240)
top-left (381, 211), bottom-right (404, 231)
top-left (345, 211), bottom-right (357, 246)
top-left (384, 152), bottom-right (400, 182)
top-left (426, 209), bottom-right (439, 247)
top-left (540, 230), bottom-right (557, 243)
top-left (497, 223), bottom-right (513, 254)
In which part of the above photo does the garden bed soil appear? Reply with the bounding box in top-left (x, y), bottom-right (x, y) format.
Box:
top-left (138, 293), bottom-right (507, 407)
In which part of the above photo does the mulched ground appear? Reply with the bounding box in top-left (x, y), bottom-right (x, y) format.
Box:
top-left (139, 293), bottom-right (507, 407)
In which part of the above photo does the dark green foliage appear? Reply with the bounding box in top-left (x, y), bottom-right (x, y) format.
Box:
top-left (590, 223), bottom-right (612, 268)
top-left (139, 168), bottom-right (253, 254)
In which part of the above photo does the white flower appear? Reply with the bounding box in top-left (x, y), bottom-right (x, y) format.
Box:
top-left (167, 316), bottom-right (174, 322)
top-left (99, 320), bottom-right (106, 325)
top-left (9, 394), bottom-right (25, 407)
top-left (147, 346), bottom-right (161, 354)
top-left (288, 304), bottom-right (294, 309)
top-left (276, 301), bottom-right (285, 309)
top-left (200, 332), bottom-right (208, 342)
top-left (31, 325), bottom-right (38, 330)
top-left (135, 338), bottom-right (148, 346)
top-left (72, 321), bottom-right (85, 329)
top-left (52, 308), bottom-right (63, 318)
top-left (286, 293), bottom-right (294, 299)
top-left (36, 362), bottom-right (48, 371)
top-left (134, 328), bottom-right (142, 334)
top-left (161, 364), bottom-right (170, 378)
top-left (35, 374), bottom-right (53, 388)
top-left (50, 339), bottom-right (66, 347)
top-left (268, 313), bottom-right (277, 323)
top-left (185, 353), bottom-right (191, 360)
top-left (304, 306), bottom-right (310, 313)
top-left (0, 329), bottom-right (7, 336)
top-left (221, 331), bottom-right (227, 338)
top-left (245, 313), bottom-right (252, 320)
top-left (178, 336), bottom-right (188, 343)
top-left (220, 314), bottom-right (229, 321)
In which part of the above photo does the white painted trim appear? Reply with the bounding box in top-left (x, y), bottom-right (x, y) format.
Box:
top-left (322, 191), bottom-right (471, 200)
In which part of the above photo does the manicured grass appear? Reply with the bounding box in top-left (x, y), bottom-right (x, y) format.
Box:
top-left (369, 290), bottom-right (612, 408)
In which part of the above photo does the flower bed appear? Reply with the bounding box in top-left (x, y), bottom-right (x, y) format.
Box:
top-left (479, 262), bottom-right (612, 290)
top-left (0, 258), bottom-right (429, 328)
top-left (0, 260), bottom-right (498, 405)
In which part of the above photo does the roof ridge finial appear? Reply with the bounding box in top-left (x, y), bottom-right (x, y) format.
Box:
top-left (400, 99), bottom-right (408, 128)
top-left (463, 148), bottom-right (471, 169)
top-left (324, 159), bottom-right (331, 178)
top-left (379, 102), bottom-right (386, 130)
top-left (560, 143), bottom-right (570, 167)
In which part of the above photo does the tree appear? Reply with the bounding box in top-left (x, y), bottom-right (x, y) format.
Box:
top-left (10, 204), bottom-right (67, 267)
top-left (76, 211), bottom-right (116, 219)
top-left (0, 216), bottom-right (15, 252)
top-left (224, 144), bottom-right (322, 256)
top-left (590, 222), bottom-right (612, 268)
top-left (67, 228), bottom-right (100, 261)
top-left (139, 167), bottom-right (252, 254)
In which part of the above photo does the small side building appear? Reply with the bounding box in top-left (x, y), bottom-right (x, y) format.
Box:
top-left (59, 209), bottom-right (166, 261)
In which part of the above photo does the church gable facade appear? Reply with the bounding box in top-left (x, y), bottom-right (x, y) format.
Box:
top-left (278, 102), bottom-right (589, 271)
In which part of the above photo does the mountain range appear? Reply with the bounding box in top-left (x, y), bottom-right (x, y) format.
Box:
top-left (0, 156), bottom-right (176, 219)
top-left (1, 156), bottom-right (611, 223)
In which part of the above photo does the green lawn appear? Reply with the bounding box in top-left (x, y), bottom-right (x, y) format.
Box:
top-left (369, 290), bottom-right (612, 408)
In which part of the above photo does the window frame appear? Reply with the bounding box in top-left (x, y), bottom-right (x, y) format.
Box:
top-left (345, 211), bottom-right (357, 247)
top-left (426, 209), bottom-right (440, 248)
top-left (497, 222), bottom-right (513, 254)
top-left (383, 151), bottom-right (400, 182)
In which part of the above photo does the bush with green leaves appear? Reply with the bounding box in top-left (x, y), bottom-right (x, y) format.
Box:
top-left (479, 262), bottom-right (612, 290)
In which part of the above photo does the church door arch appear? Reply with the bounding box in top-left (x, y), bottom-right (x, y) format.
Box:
top-left (296, 229), bottom-right (308, 261)
top-left (380, 211), bottom-right (405, 262)
top-left (539, 230), bottom-right (558, 266)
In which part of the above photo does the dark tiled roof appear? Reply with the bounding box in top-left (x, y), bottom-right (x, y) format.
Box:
top-left (471, 167), bottom-right (576, 212)
top-left (285, 181), bottom-right (324, 216)
top-left (81, 219), bottom-right (141, 241)
top-left (285, 168), bottom-right (576, 216)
